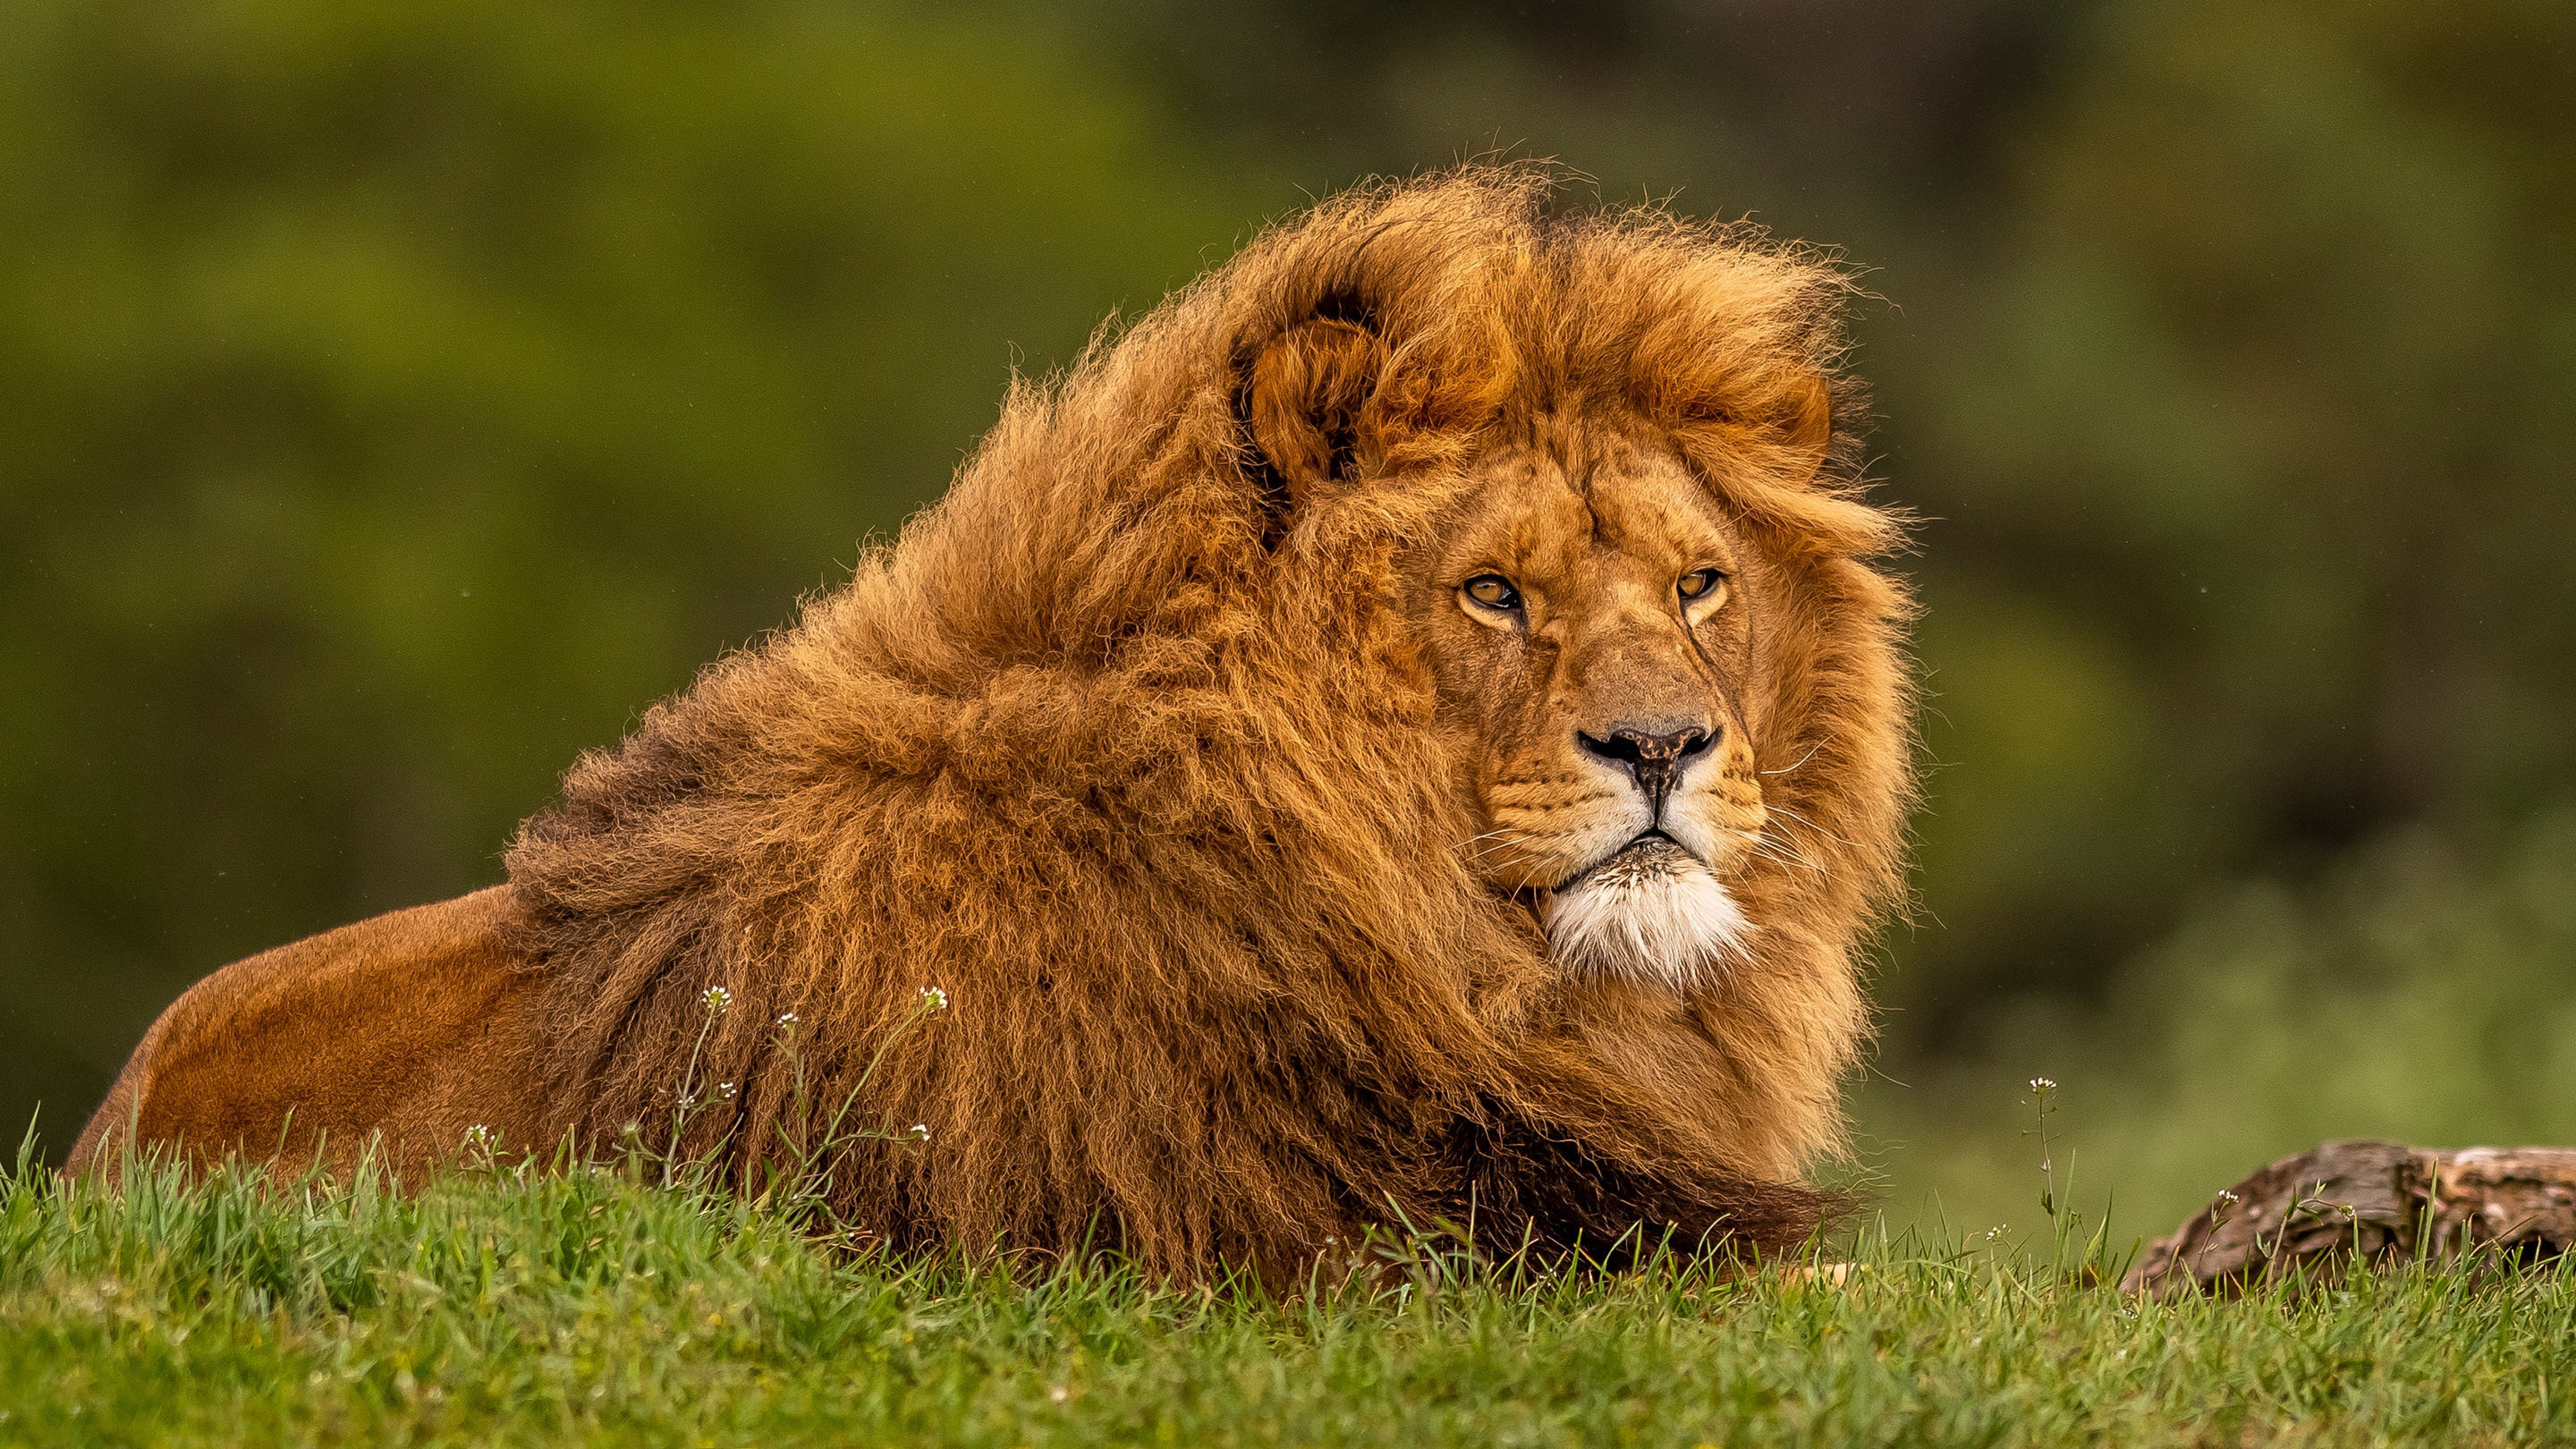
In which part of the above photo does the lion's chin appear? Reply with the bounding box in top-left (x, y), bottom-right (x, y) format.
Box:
top-left (1538, 835), bottom-right (1750, 991)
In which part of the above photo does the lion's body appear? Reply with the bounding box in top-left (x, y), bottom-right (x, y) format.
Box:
top-left (76, 167), bottom-right (1914, 1284)
top-left (69, 888), bottom-right (549, 1176)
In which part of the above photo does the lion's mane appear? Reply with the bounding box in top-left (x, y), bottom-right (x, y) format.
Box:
top-left (503, 165), bottom-right (1913, 1284)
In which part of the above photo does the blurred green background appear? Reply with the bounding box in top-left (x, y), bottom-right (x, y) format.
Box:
top-left (4, 0), bottom-right (2571, 1249)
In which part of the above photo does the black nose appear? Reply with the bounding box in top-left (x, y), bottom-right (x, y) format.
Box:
top-left (1577, 725), bottom-right (1715, 814)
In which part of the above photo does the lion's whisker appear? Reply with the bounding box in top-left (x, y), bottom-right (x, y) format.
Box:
top-left (1759, 742), bottom-right (1823, 777)
top-left (1765, 803), bottom-right (1855, 848)
top-left (1755, 846), bottom-right (1824, 879)
top-left (1746, 823), bottom-right (1826, 877)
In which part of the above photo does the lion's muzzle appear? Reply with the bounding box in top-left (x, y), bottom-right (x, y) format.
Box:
top-left (1576, 724), bottom-right (1715, 819)
top-left (1539, 834), bottom-right (1752, 990)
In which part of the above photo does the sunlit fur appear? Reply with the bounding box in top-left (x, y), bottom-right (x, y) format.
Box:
top-left (500, 165), bottom-right (1917, 1285)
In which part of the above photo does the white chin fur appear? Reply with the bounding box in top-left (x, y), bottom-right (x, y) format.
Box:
top-left (1539, 838), bottom-right (1750, 991)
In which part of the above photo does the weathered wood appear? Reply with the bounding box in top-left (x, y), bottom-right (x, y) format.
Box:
top-left (2123, 1140), bottom-right (2576, 1295)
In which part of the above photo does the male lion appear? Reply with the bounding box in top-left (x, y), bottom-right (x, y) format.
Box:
top-left (74, 166), bottom-right (1913, 1284)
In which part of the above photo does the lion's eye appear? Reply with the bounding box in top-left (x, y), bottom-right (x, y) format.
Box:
top-left (1677, 568), bottom-right (1725, 602)
top-left (1461, 574), bottom-right (1522, 611)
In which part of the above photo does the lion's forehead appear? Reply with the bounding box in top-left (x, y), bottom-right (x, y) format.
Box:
top-left (1587, 472), bottom-right (1733, 571)
top-left (1446, 433), bottom-right (1735, 591)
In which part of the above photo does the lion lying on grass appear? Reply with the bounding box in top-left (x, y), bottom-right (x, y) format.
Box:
top-left (74, 165), bottom-right (1914, 1284)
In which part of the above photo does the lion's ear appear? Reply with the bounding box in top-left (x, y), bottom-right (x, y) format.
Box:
top-left (1675, 369), bottom-right (1835, 482)
top-left (1778, 371), bottom-right (1835, 479)
top-left (1242, 317), bottom-right (1388, 522)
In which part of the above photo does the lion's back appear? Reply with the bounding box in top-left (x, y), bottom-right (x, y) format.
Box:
top-left (72, 886), bottom-right (550, 1178)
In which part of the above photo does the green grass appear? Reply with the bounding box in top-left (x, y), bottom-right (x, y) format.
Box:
top-left (3, 1144), bottom-right (2571, 1448)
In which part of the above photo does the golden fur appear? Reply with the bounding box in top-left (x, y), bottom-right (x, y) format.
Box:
top-left (77, 166), bottom-right (1914, 1284)
top-left (71, 888), bottom-right (552, 1179)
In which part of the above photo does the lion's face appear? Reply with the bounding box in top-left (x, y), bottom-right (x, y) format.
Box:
top-left (1244, 311), bottom-right (1840, 995)
top-left (1409, 405), bottom-right (1772, 990)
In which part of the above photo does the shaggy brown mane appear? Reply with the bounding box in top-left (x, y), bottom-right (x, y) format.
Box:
top-left (502, 165), bottom-right (1914, 1284)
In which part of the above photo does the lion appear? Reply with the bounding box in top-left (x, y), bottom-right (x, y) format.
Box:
top-left (72, 165), bottom-right (1914, 1284)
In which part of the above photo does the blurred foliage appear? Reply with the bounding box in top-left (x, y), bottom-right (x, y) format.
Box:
top-left (1858, 0), bottom-right (2576, 1232)
top-left (1899, 0), bottom-right (2576, 1020)
top-left (1863, 807), bottom-right (2576, 1244)
top-left (4, 0), bottom-right (2572, 1237)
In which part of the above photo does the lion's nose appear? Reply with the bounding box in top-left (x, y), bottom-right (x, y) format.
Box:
top-left (1577, 724), bottom-right (1715, 815)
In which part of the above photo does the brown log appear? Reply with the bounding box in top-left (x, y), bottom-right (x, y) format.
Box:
top-left (2123, 1140), bottom-right (2576, 1295)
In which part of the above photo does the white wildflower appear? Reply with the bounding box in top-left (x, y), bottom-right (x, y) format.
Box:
top-left (717, 1082), bottom-right (737, 1101)
top-left (920, 986), bottom-right (949, 1012)
top-left (776, 1012), bottom-right (799, 1026)
top-left (910, 1123), bottom-right (930, 1141)
top-left (2029, 1077), bottom-right (2055, 1092)
top-left (703, 985), bottom-right (733, 1014)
